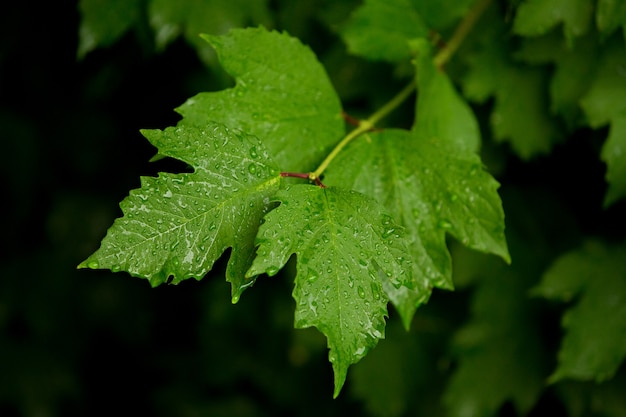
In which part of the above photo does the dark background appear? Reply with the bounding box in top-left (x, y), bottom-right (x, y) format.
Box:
top-left (1, 2), bottom-right (625, 417)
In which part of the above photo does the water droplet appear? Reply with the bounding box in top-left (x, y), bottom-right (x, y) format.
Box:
top-left (307, 273), bottom-right (318, 283)
top-left (248, 164), bottom-right (257, 174)
top-left (449, 193), bottom-right (458, 202)
top-left (357, 286), bottom-right (365, 298)
top-left (111, 264), bottom-right (121, 272)
top-left (267, 266), bottom-right (279, 275)
top-left (249, 146), bottom-right (258, 159)
top-left (371, 282), bottom-right (381, 300)
top-left (231, 293), bottom-right (240, 304)
top-left (438, 220), bottom-right (453, 230)
top-left (170, 241), bottom-right (180, 250)
top-left (87, 261), bottom-right (99, 269)
top-left (382, 228), bottom-right (395, 238)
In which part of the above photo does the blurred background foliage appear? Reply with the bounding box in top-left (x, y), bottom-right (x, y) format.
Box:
top-left (1, 0), bottom-right (625, 416)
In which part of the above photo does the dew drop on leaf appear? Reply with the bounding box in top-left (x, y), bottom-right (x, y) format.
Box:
top-left (248, 164), bottom-right (257, 174)
top-left (371, 282), bottom-right (381, 300)
top-left (88, 261), bottom-right (99, 269)
top-left (357, 286), bottom-right (366, 298)
top-left (438, 219), bottom-right (453, 229)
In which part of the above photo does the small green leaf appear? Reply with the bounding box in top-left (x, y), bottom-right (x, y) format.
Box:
top-left (340, 0), bottom-right (429, 62)
top-left (177, 27), bottom-right (344, 173)
top-left (77, 0), bottom-right (143, 58)
top-left (596, 0), bottom-right (626, 37)
top-left (513, 0), bottom-right (593, 42)
top-left (580, 37), bottom-right (626, 128)
top-left (444, 267), bottom-right (547, 417)
top-left (410, 0), bottom-right (475, 30)
top-left (148, 0), bottom-right (272, 59)
top-left (602, 112), bottom-right (626, 207)
top-left (79, 123), bottom-right (281, 300)
top-left (533, 241), bottom-right (626, 383)
top-left (412, 39), bottom-right (480, 153)
top-left (461, 21), bottom-right (562, 159)
top-left (247, 185), bottom-right (424, 398)
top-left (516, 33), bottom-right (599, 129)
top-left (324, 129), bottom-right (510, 294)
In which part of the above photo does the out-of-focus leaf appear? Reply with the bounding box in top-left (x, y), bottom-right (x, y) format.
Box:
top-left (461, 20), bottom-right (562, 159)
top-left (580, 36), bottom-right (626, 128)
top-left (533, 241), bottom-right (626, 382)
top-left (513, 0), bottom-right (593, 42)
top-left (148, 0), bottom-right (272, 62)
top-left (77, 0), bottom-right (143, 58)
top-left (444, 267), bottom-right (547, 417)
top-left (602, 111), bottom-right (626, 207)
top-left (596, 0), bottom-right (626, 37)
top-left (340, 0), bottom-right (429, 62)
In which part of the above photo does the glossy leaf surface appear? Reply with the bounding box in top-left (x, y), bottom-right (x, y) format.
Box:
top-left (247, 185), bottom-right (423, 397)
top-left (80, 124), bottom-right (281, 299)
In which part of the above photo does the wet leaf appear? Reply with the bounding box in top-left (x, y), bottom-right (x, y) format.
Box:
top-left (177, 27), bottom-right (344, 173)
top-left (247, 185), bottom-right (425, 397)
top-left (325, 129), bottom-right (509, 292)
top-left (79, 123), bottom-right (281, 300)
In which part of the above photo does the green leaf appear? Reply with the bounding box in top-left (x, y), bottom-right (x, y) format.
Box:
top-left (580, 36), bottom-right (626, 128)
top-left (513, 0), bottom-right (593, 42)
top-left (410, 0), bottom-right (475, 30)
top-left (177, 27), bottom-right (344, 173)
top-left (596, 0), bottom-right (626, 37)
top-left (602, 111), bottom-right (626, 207)
top-left (461, 22), bottom-right (563, 159)
top-left (324, 129), bottom-right (510, 294)
top-left (533, 241), bottom-right (626, 382)
top-left (515, 33), bottom-right (599, 129)
top-left (247, 185), bottom-right (424, 398)
top-left (444, 267), bottom-right (548, 417)
top-left (148, 0), bottom-right (272, 60)
top-left (79, 123), bottom-right (282, 299)
top-left (412, 39), bottom-right (480, 153)
top-left (340, 0), bottom-right (429, 62)
top-left (77, 0), bottom-right (143, 58)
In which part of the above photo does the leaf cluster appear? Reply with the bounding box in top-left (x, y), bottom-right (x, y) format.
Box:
top-left (77, 0), bottom-right (626, 413)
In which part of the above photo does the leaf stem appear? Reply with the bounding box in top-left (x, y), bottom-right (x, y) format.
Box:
top-left (433, 0), bottom-right (492, 69)
top-left (310, 0), bottom-right (492, 179)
